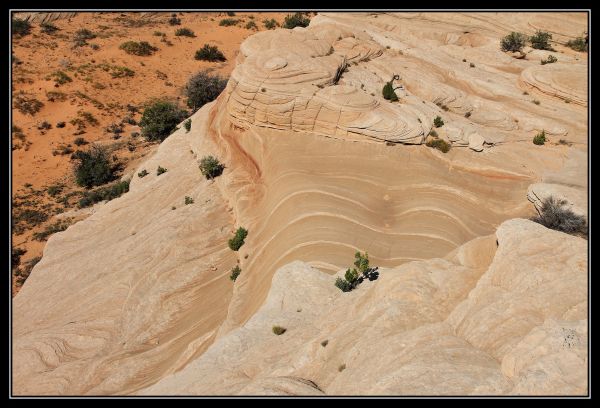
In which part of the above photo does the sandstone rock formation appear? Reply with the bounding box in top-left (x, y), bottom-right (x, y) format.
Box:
top-left (141, 219), bottom-right (587, 395)
top-left (12, 12), bottom-right (588, 396)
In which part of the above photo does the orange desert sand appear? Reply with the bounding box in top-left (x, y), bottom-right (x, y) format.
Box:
top-left (12, 12), bottom-right (588, 395)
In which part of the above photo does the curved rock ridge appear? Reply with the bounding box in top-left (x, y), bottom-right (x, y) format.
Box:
top-left (13, 104), bottom-right (238, 395)
top-left (224, 12), bottom-right (585, 149)
top-left (141, 219), bottom-right (587, 395)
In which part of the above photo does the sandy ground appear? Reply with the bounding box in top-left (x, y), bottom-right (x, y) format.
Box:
top-left (11, 11), bottom-right (288, 294)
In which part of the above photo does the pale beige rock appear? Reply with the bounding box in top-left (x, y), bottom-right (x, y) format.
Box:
top-left (141, 219), bottom-right (587, 395)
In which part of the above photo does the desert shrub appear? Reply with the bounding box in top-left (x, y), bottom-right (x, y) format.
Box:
top-left (219, 18), bottom-right (240, 27)
top-left (530, 30), bottom-right (553, 50)
top-left (90, 44), bottom-right (100, 50)
top-left (433, 116), bottom-right (444, 128)
top-left (184, 70), bottom-right (228, 112)
top-left (381, 75), bottom-right (400, 102)
top-left (332, 58), bottom-right (348, 85)
top-left (199, 155), bottom-right (225, 180)
top-left (16, 256), bottom-right (42, 284)
top-left (500, 32), bottom-right (527, 52)
top-left (119, 41), bottom-right (157, 56)
top-left (73, 137), bottom-right (88, 146)
top-left (566, 36), bottom-right (588, 52)
top-left (56, 121), bottom-right (66, 128)
top-left (78, 180), bottom-right (130, 208)
top-left (334, 277), bottom-right (352, 292)
top-left (338, 364), bottom-right (346, 372)
top-left (321, 340), bottom-right (329, 347)
top-left (137, 169), bottom-right (148, 178)
top-left (245, 21), bottom-right (258, 30)
top-left (40, 22), bottom-right (59, 34)
top-left (228, 227), bottom-right (248, 251)
top-left (73, 146), bottom-right (115, 188)
top-left (354, 251), bottom-right (369, 275)
top-left (12, 208), bottom-right (49, 234)
top-left (185, 196), bottom-right (194, 205)
top-left (37, 121), bottom-right (52, 130)
top-left (464, 111), bottom-right (472, 118)
top-left (184, 119), bottom-right (191, 132)
top-left (121, 115), bottom-right (137, 125)
top-left (426, 138), bottom-right (451, 153)
top-left (139, 100), bottom-right (187, 142)
top-left (230, 265), bottom-right (241, 282)
top-left (153, 31), bottom-right (165, 36)
top-left (531, 196), bottom-right (587, 235)
top-left (175, 27), bottom-right (195, 37)
top-left (32, 220), bottom-right (71, 241)
top-left (12, 247), bottom-right (27, 269)
top-left (157, 166), bottom-right (167, 176)
top-left (263, 19), bottom-right (279, 29)
top-left (283, 13), bottom-right (310, 29)
top-left (12, 18), bottom-right (32, 37)
top-left (272, 326), bottom-right (287, 335)
top-left (168, 15), bottom-right (181, 25)
top-left (195, 44), bottom-right (226, 62)
top-left (428, 129), bottom-right (438, 138)
top-left (532, 99), bottom-right (541, 105)
top-left (73, 28), bottom-right (95, 46)
top-left (14, 95), bottom-right (44, 115)
top-left (46, 91), bottom-right (67, 102)
top-left (469, 62), bottom-right (475, 68)
top-left (226, 11), bottom-right (236, 16)
top-left (47, 70), bottom-right (72, 86)
top-left (533, 130), bottom-right (546, 145)
top-left (541, 54), bottom-right (558, 65)
top-left (47, 184), bottom-right (63, 196)
top-left (106, 122), bottom-right (124, 135)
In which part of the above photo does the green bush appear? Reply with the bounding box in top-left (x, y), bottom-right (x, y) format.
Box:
top-left (426, 138), bottom-right (451, 153)
top-left (13, 95), bottom-right (44, 115)
top-left (12, 18), bottom-right (32, 37)
top-left (500, 32), bottom-right (527, 52)
top-left (283, 13), bottom-right (310, 29)
top-left (138, 169), bottom-right (148, 178)
top-left (195, 44), bottom-right (226, 62)
top-left (228, 227), bottom-right (248, 251)
top-left (533, 130), bottom-right (546, 145)
top-left (219, 18), bottom-right (240, 27)
top-left (139, 100), bottom-right (187, 142)
top-left (199, 155), bottom-right (225, 179)
top-left (40, 22), bottom-right (59, 34)
top-left (530, 30), bottom-right (553, 50)
top-left (12, 247), bottom-right (27, 269)
top-left (74, 137), bottom-right (88, 146)
top-left (226, 11), bottom-right (236, 17)
top-left (184, 70), bottom-right (228, 111)
top-left (245, 21), bottom-right (258, 30)
top-left (531, 196), bottom-right (587, 236)
top-left (184, 119), bottom-right (192, 132)
top-left (354, 251), bottom-right (369, 275)
top-left (73, 28), bottom-right (95, 46)
top-left (47, 70), bottom-right (72, 86)
top-left (230, 265), bottom-right (241, 281)
top-left (541, 55), bottom-right (558, 65)
top-left (168, 15), bottom-right (181, 25)
top-left (566, 36), bottom-right (588, 52)
top-left (73, 146), bottom-right (115, 188)
top-left (272, 325), bottom-right (287, 335)
top-left (78, 180), bottom-right (130, 208)
top-left (263, 19), bottom-right (279, 29)
top-left (433, 116), bottom-right (444, 128)
top-left (185, 196), bottom-right (194, 205)
top-left (382, 74), bottom-right (400, 101)
top-left (157, 166), bottom-right (167, 176)
top-left (334, 277), bottom-right (352, 292)
top-left (175, 27), bottom-right (195, 37)
top-left (119, 41), bottom-right (158, 56)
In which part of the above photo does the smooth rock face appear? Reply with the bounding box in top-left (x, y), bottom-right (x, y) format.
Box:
top-left (12, 12), bottom-right (588, 396)
top-left (141, 219), bottom-right (587, 395)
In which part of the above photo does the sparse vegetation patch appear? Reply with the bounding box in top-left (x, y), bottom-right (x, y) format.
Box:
top-left (195, 44), bottom-right (226, 62)
top-left (228, 227), bottom-right (248, 251)
top-left (199, 155), bottom-right (225, 180)
top-left (119, 41), bottom-right (158, 56)
top-left (184, 70), bottom-right (228, 111)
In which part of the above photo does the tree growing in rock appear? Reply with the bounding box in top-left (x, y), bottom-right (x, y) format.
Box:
top-left (199, 155), bottom-right (224, 180)
top-left (500, 32), bottom-right (527, 52)
top-left (382, 75), bottom-right (401, 102)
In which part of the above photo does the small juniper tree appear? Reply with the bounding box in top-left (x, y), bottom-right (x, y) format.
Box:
top-left (230, 265), bottom-right (241, 281)
top-left (533, 130), bottom-right (546, 145)
top-left (73, 146), bottom-right (115, 188)
top-left (184, 119), bottom-right (192, 132)
top-left (500, 32), bottom-right (527, 52)
top-left (228, 227), bottom-right (248, 251)
top-left (139, 100), bottom-right (187, 142)
top-left (199, 155), bottom-right (225, 179)
top-left (184, 70), bottom-right (228, 112)
top-left (530, 30), bottom-right (553, 50)
top-left (283, 12), bottom-right (310, 29)
top-left (433, 116), bottom-right (444, 128)
top-left (382, 74), bottom-right (401, 102)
